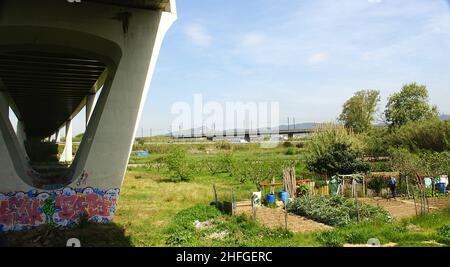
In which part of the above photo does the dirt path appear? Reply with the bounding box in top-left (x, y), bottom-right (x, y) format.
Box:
top-left (359, 197), bottom-right (450, 219)
top-left (235, 206), bottom-right (331, 233)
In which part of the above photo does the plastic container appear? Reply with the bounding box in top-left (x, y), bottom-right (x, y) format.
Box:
top-left (437, 183), bottom-right (447, 194)
top-left (279, 191), bottom-right (289, 203)
top-left (266, 194), bottom-right (275, 204)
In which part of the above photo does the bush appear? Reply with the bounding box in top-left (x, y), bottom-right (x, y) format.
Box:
top-left (387, 119), bottom-right (449, 152)
top-left (367, 176), bottom-right (387, 196)
top-left (436, 225), bottom-right (450, 246)
top-left (305, 124), bottom-right (369, 176)
top-left (285, 147), bottom-right (295, 155)
top-left (361, 127), bottom-right (391, 157)
top-left (307, 143), bottom-right (370, 176)
top-left (283, 141), bottom-right (293, 147)
top-left (288, 195), bottom-right (391, 227)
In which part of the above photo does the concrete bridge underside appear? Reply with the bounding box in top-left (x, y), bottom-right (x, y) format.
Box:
top-left (0, 0), bottom-right (176, 231)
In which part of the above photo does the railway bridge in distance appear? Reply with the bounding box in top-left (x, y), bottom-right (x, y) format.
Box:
top-left (0, 0), bottom-right (177, 231)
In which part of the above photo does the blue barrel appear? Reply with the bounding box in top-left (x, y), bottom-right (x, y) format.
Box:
top-left (266, 194), bottom-right (275, 204)
top-left (279, 191), bottom-right (289, 203)
top-left (437, 183), bottom-right (447, 194)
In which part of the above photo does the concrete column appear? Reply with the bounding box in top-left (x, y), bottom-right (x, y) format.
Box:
top-left (86, 93), bottom-right (96, 126)
top-left (16, 120), bottom-right (26, 151)
top-left (0, 92), bottom-right (9, 117)
top-left (244, 133), bottom-right (251, 143)
top-left (64, 120), bottom-right (73, 162)
top-left (54, 129), bottom-right (60, 143)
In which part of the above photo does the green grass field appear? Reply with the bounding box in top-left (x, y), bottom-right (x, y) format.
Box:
top-left (3, 142), bottom-right (449, 247)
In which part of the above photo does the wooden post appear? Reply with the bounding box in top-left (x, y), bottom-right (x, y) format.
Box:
top-left (412, 186), bottom-right (418, 216)
top-left (406, 175), bottom-right (410, 199)
top-left (213, 184), bottom-right (218, 207)
top-left (354, 181), bottom-right (360, 223)
top-left (362, 176), bottom-right (366, 197)
top-left (271, 178), bottom-right (275, 195)
top-left (231, 189), bottom-right (236, 216)
top-left (284, 202), bottom-right (288, 231)
top-left (252, 194), bottom-right (257, 221)
top-left (342, 178), bottom-right (345, 196)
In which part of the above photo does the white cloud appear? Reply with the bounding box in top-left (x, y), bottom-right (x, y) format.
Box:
top-left (184, 23), bottom-right (212, 47)
top-left (309, 52), bottom-right (329, 64)
top-left (368, 0), bottom-right (382, 3)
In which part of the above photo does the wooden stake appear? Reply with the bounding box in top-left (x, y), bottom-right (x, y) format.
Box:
top-left (213, 184), bottom-right (218, 207)
top-left (284, 202), bottom-right (288, 231)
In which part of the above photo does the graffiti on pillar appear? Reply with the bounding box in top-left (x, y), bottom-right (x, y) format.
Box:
top-left (0, 187), bottom-right (120, 231)
top-left (76, 170), bottom-right (89, 188)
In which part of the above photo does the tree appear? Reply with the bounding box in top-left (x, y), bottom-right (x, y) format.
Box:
top-left (384, 83), bottom-right (438, 128)
top-left (163, 147), bottom-right (192, 181)
top-left (339, 90), bottom-right (380, 133)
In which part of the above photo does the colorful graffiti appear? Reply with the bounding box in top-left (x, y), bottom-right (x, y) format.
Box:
top-left (0, 187), bottom-right (120, 231)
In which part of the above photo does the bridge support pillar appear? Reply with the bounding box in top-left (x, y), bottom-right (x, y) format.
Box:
top-left (0, 92), bottom-right (8, 117)
top-left (16, 120), bottom-right (27, 152)
top-left (61, 120), bottom-right (73, 162)
top-left (0, 0), bottom-right (177, 231)
top-left (244, 133), bottom-right (251, 143)
top-left (86, 93), bottom-right (96, 126)
top-left (288, 133), bottom-right (294, 139)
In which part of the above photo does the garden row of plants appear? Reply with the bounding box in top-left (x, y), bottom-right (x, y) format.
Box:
top-left (287, 195), bottom-right (391, 227)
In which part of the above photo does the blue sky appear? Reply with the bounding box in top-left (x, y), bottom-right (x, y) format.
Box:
top-left (30, 0), bottom-right (450, 136)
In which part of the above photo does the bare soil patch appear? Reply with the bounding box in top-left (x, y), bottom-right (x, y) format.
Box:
top-left (359, 197), bottom-right (450, 219)
top-left (235, 206), bottom-right (332, 233)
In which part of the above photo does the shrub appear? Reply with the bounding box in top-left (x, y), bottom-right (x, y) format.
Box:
top-left (367, 176), bottom-right (387, 196)
top-left (288, 195), bottom-right (391, 227)
top-left (387, 118), bottom-right (449, 152)
top-left (307, 143), bottom-right (370, 176)
top-left (283, 141), bottom-right (293, 147)
top-left (285, 147), bottom-right (295, 155)
top-left (305, 124), bottom-right (369, 176)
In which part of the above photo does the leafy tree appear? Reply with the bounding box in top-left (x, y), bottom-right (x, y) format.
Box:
top-left (163, 147), bottom-right (192, 181)
top-left (339, 90), bottom-right (380, 133)
top-left (384, 83), bottom-right (438, 128)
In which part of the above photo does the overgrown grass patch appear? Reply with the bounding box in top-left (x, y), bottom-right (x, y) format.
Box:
top-left (314, 209), bottom-right (450, 247)
top-left (165, 204), bottom-right (319, 247)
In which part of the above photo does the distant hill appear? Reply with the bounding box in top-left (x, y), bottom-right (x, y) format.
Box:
top-left (278, 122), bottom-right (317, 131)
top-left (440, 114), bottom-right (450, 121)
